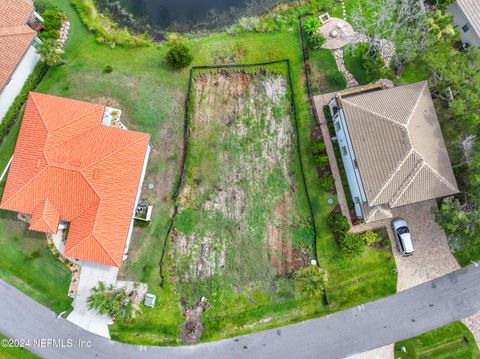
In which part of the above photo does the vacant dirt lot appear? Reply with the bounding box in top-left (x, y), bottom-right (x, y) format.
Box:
top-left (171, 68), bottom-right (313, 305)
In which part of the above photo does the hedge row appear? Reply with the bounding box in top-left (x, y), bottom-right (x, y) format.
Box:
top-left (71, 0), bottom-right (152, 48)
top-left (0, 63), bottom-right (49, 142)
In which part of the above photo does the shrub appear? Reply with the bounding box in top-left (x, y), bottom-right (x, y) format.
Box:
top-left (38, 40), bottom-right (64, 66)
top-left (307, 33), bottom-right (326, 49)
top-left (340, 233), bottom-right (365, 257)
top-left (326, 70), bottom-right (346, 88)
top-left (103, 64), bottom-right (113, 73)
top-left (311, 141), bottom-right (326, 156)
top-left (34, 0), bottom-right (59, 14)
top-left (0, 63), bottom-right (49, 141)
top-left (362, 46), bottom-right (390, 80)
top-left (384, 239), bottom-right (392, 248)
top-left (327, 212), bottom-right (350, 235)
top-left (36, 6), bottom-right (65, 42)
top-left (314, 154), bottom-right (329, 169)
top-left (87, 282), bottom-right (136, 322)
top-left (26, 249), bottom-right (42, 260)
top-left (165, 32), bottom-right (186, 46)
top-left (38, 29), bottom-right (60, 41)
top-left (319, 173), bottom-right (335, 191)
top-left (166, 44), bottom-right (193, 69)
top-left (362, 230), bottom-right (381, 245)
top-left (302, 16), bottom-right (320, 36)
top-left (295, 266), bottom-right (325, 298)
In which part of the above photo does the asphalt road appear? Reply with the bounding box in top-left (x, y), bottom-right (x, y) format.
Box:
top-left (1, 264), bottom-right (480, 359)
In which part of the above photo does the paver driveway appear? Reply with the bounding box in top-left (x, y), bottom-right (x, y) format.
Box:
top-left (388, 200), bottom-right (480, 346)
top-left (388, 200), bottom-right (459, 291)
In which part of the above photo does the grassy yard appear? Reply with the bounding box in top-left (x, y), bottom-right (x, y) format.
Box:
top-left (308, 48), bottom-right (346, 95)
top-left (0, 0), bottom-right (397, 345)
top-left (395, 321), bottom-right (480, 359)
top-left (0, 335), bottom-right (39, 359)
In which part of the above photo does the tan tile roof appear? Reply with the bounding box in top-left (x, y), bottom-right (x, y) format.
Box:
top-left (1, 93), bottom-right (150, 267)
top-left (340, 81), bottom-right (458, 208)
top-left (457, 0), bottom-right (480, 38)
top-left (361, 204), bottom-right (392, 223)
top-left (0, 0), bottom-right (36, 92)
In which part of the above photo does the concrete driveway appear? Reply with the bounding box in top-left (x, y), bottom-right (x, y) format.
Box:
top-left (66, 262), bottom-right (118, 339)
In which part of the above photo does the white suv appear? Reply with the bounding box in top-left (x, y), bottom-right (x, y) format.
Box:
top-left (391, 218), bottom-right (414, 256)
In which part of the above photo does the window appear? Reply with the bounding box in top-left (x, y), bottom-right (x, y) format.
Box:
top-left (32, 37), bottom-right (42, 49)
top-left (462, 23), bottom-right (470, 33)
top-left (335, 121), bottom-right (341, 132)
top-left (341, 146), bottom-right (347, 156)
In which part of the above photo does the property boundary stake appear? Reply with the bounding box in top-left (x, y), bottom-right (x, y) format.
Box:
top-left (159, 59), bottom-right (319, 286)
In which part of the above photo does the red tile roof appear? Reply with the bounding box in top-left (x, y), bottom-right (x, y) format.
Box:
top-left (0, 0), bottom-right (37, 92)
top-left (1, 93), bottom-right (150, 266)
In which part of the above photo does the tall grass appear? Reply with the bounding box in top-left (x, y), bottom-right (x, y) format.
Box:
top-left (71, 0), bottom-right (152, 48)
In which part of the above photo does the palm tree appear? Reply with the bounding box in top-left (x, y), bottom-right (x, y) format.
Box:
top-left (37, 40), bottom-right (64, 66)
top-left (87, 282), bottom-right (135, 322)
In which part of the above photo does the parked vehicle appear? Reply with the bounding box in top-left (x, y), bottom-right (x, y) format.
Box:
top-left (391, 218), bottom-right (414, 256)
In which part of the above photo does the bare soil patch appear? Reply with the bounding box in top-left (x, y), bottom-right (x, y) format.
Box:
top-left (171, 68), bottom-right (314, 305)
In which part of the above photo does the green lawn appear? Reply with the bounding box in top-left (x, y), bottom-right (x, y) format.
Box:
top-left (308, 48), bottom-right (346, 95)
top-left (0, 335), bottom-right (39, 359)
top-left (0, 118), bottom-right (22, 175)
top-left (395, 322), bottom-right (480, 359)
top-left (0, 0), bottom-right (398, 345)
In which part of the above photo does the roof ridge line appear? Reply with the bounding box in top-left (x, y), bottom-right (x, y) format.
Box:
top-left (341, 97), bottom-right (409, 129)
top-left (390, 161), bottom-right (424, 207)
top-left (422, 163), bottom-right (459, 192)
top-left (0, 166), bottom-right (48, 207)
top-left (405, 81), bottom-right (428, 127)
top-left (80, 134), bottom-right (149, 172)
top-left (389, 154), bottom-right (424, 207)
top-left (369, 148), bottom-right (415, 205)
top-left (64, 232), bottom-right (119, 266)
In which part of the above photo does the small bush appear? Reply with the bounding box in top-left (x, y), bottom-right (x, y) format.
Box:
top-left (311, 141), bottom-right (326, 156)
top-left (340, 232), bottom-right (365, 256)
top-left (36, 6), bottom-right (65, 42)
top-left (384, 239), bottom-right (392, 248)
top-left (34, 0), bottom-right (59, 14)
top-left (302, 16), bottom-right (320, 36)
top-left (38, 29), bottom-right (60, 41)
top-left (314, 154), bottom-right (329, 169)
top-left (326, 70), bottom-right (346, 88)
top-left (327, 212), bottom-right (350, 235)
top-left (361, 46), bottom-right (391, 80)
top-left (362, 230), bottom-right (381, 245)
top-left (319, 173), bottom-right (335, 191)
top-left (307, 33), bottom-right (326, 49)
top-left (295, 266), bottom-right (325, 298)
top-left (103, 64), bottom-right (113, 73)
top-left (26, 249), bottom-right (42, 260)
top-left (166, 44), bottom-right (193, 69)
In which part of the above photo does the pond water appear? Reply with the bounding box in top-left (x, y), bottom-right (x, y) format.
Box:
top-left (116, 0), bottom-right (279, 30)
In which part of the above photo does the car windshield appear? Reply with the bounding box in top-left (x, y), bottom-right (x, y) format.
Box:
top-left (397, 226), bottom-right (409, 235)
